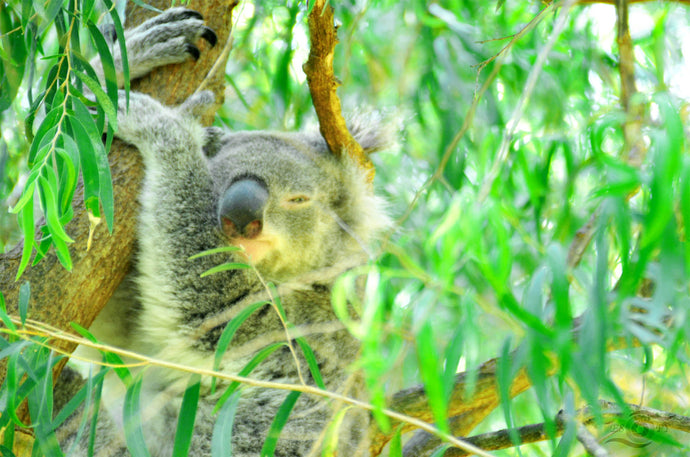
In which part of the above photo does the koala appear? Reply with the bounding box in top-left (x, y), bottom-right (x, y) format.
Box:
top-left (54, 7), bottom-right (391, 457)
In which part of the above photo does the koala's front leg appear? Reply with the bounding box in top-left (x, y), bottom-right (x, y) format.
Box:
top-left (93, 7), bottom-right (217, 87)
top-left (115, 90), bottom-right (220, 256)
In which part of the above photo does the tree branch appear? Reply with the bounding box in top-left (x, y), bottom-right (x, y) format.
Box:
top-left (303, 0), bottom-right (374, 181)
top-left (418, 401), bottom-right (690, 457)
top-left (371, 304), bottom-right (668, 456)
top-left (615, 0), bottom-right (647, 167)
top-left (369, 357), bottom-right (534, 455)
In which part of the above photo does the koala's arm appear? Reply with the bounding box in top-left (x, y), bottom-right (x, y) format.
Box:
top-left (99, 7), bottom-right (226, 291)
top-left (115, 91), bottom-right (232, 300)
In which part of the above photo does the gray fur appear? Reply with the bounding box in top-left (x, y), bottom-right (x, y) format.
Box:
top-left (60, 8), bottom-right (390, 457)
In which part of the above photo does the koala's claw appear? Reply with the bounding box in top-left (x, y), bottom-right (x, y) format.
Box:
top-left (201, 27), bottom-right (218, 47)
top-left (186, 44), bottom-right (201, 61)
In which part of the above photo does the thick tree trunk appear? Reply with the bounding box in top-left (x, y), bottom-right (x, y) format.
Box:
top-left (0, 0), bottom-right (237, 382)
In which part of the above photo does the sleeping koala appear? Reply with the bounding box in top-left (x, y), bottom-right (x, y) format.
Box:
top-left (55, 7), bottom-right (390, 457)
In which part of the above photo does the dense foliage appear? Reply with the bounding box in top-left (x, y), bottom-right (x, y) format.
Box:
top-left (1, 0), bottom-right (689, 456)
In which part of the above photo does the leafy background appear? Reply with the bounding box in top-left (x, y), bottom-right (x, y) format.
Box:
top-left (1, 0), bottom-right (690, 456)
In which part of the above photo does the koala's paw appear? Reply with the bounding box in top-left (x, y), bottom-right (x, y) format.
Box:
top-left (124, 8), bottom-right (217, 79)
top-left (114, 91), bottom-right (168, 145)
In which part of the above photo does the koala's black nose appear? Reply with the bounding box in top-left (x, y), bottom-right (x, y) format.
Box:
top-left (219, 178), bottom-right (268, 239)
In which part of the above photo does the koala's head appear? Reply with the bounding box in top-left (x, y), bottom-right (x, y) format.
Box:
top-left (207, 123), bottom-right (391, 281)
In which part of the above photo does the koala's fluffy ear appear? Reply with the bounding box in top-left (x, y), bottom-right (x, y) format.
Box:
top-left (346, 112), bottom-right (398, 154)
top-left (203, 127), bottom-right (231, 158)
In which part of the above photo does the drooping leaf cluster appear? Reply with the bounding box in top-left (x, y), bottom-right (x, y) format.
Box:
top-left (0, 0), bottom-right (129, 275)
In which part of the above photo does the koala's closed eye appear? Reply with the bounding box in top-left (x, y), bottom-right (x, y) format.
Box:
top-left (285, 195), bottom-right (311, 205)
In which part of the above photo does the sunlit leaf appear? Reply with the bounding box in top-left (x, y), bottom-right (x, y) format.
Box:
top-left (260, 390), bottom-right (301, 457)
top-left (123, 372), bottom-right (152, 457)
top-left (211, 391), bottom-right (240, 457)
top-left (172, 374), bottom-right (201, 457)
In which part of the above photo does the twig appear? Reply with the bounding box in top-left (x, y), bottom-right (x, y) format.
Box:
top-left (386, 4), bottom-right (554, 244)
top-left (197, 1), bottom-right (239, 92)
top-left (566, 208), bottom-right (601, 268)
top-left (478, 0), bottom-right (577, 202)
top-left (575, 421), bottom-right (611, 457)
top-left (369, 359), bottom-right (534, 455)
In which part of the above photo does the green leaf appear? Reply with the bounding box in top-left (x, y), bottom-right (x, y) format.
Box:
top-left (442, 327), bottom-right (464, 404)
top-left (260, 390), bottom-right (301, 457)
top-left (211, 391), bottom-right (240, 457)
top-left (37, 0), bottom-right (64, 35)
top-left (9, 172), bottom-right (37, 214)
top-left (211, 301), bottom-right (269, 392)
top-left (123, 372), bottom-right (152, 457)
top-left (55, 145), bottom-right (79, 213)
top-left (38, 173), bottom-right (73, 243)
top-left (321, 406), bottom-right (353, 457)
top-left (172, 374), bottom-right (201, 457)
top-left (681, 159), bottom-right (690, 266)
top-left (87, 20), bottom-right (118, 111)
top-left (189, 245), bottom-right (243, 260)
top-left (214, 342), bottom-right (286, 413)
top-left (295, 337), bottom-right (325, 389)
top-left (102, 0), bottom-right (130, 97)
top-left (18, 281), bottom-right (30, 326)
top-left (15, 205), bottom-right (35, 280)
top-left (387, 427), bottom-right (403, 457)
top-left (52, 367), bottom-right (108, 428)
top-left (27, 109), bottom-right (60, 166)
top-left (416, 321), bottom-right (448, 433)
top-left (71, 323), bottom-right (133, 384)
top-left (547, 244), bottom-right (571, 331)
top-left (6, 352), bottom-right (31, 428)
top-left (641, 93), bottom-right (684, 249)
top-left (429, 444), bottom-right (452, 457)
top-left (28, 351), bottom-right (63, 457)
top-left (94, 125), bottom-right (115, 231)
top-left (66, 115), bottom-right (99, 214)
top-left (74, 70), bottom-right (117, 131)
top-left (201, 262), bottom-right (252, 277)
top-left (497, 338), bottom-right (520, 445)
top-left (0, 292), bottom-right (16, 332)
top-left (59, 366), bottom-right (107, 457)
